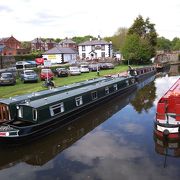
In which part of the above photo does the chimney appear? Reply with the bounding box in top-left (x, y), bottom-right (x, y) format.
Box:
top-left (98, 35), bottom-right (101, 41)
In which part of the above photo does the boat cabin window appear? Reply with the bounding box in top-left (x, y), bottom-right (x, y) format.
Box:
top-left (91, 91), bottom-right (98, 100)
top-left (18, 106), bottom-right (23, 118)
top-left (33, 109), bottom-right (37, 121)
top-left (75, 96), bottom-right (83, 106)
top-left (126, 80), bottom-right (129, 86)
top-left (50, 103), bottom-right (64, 116)
top-left (113, 84), bottom-right (118, 91)
top-left (105, 87), bottom-right (109, 94)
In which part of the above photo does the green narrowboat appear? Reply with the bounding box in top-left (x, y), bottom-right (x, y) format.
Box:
top-left (0, 76), bottom-right (137, 143)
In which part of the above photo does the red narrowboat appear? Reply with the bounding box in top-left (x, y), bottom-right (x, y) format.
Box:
top-left (154, 78), bottom-right (180, 140)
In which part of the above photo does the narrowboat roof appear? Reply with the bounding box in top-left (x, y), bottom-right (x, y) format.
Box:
top-left (21, 76), bottom-right (132, 108)
top-left (0, 77), bottom-right (107, 105)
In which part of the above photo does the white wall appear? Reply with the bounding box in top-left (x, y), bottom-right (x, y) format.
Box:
top-left (43, 54), bottom-right (62, 64)
top-left (78, 44), bottom-right (112, 59)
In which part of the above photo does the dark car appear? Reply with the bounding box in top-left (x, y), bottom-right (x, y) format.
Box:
top-left (0, 72), bottom-right (16, 86)
top-left (55, 68), bottom-right (69, 77)
top-left (20, 70), bottom-right (38, 83)
top-left (89, 64), bottom-right (99, 71)
top-left (99, 63), bottom-right (114, 70)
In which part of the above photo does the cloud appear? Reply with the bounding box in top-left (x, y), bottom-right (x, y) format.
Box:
top-left (0, 5), bottom-right (12, 12)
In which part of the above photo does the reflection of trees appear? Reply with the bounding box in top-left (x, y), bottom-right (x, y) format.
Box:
top-left (130, 81), bottom-right (156, 113)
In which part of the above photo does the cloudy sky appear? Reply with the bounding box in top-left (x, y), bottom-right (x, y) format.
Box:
top-left (0, 0), bottom-right (179, 41)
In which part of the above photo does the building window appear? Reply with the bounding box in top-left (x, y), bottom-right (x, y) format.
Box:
top-left (18, 106), bottom-right (23, 118)
top-left (33, 109), bottom-right (37, 121)
top-left (91, 91), bottom-right (97, 100)
top-left (75, 96), bottom-right (83, 106)
top-left (101, 52), bottom-right (105, 57)
top-left (50, 103), bottom-right (64, 116)
top-left (101, 45), bottom-right (105, 50)
top-left (113, 84), bottom-right (118, 91)
top-left (105, 87), bottom-right (109, 94)
top-left (82, 53), bottom-right (86, 58)
top-left (91, 45), bottom-right (95, 51)
top-left (82, 45), bottom-right (85, 51)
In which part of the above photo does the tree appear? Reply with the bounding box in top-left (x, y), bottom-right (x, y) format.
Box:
top-left (156, 37), bottom-right (172, 51)
top-left (122, 34), bottom-right (151, 64)
top-left (172, 37), bottom-right (180, 50)
top-left (72, 35), bottom-right (94, 44)
top-left (104, 27), bottom-right (128, 51)
top-left (122, 15), bottom-right (158, 64)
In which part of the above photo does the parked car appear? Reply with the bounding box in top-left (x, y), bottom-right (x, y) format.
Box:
top-left (26, 60), bottom-right (37, 68)
top-left (80, 65), bottom-right (90, 73)
top-left (99, 63), bottom-right (114, 70)
top-left (89, 64), bottom-right (99, 71)
top-left (69, 66), bottom-right (81, 76)
top-left (0, 72), bottom-right (16, 86)
top-left (40, 68), bottom-right (54, 80)
top-left (20, 70), bottom-right (38, 83)
top-left (16, 61), bottom-right (30, 69)
top-left (55, 68), bottom-right (69, 77)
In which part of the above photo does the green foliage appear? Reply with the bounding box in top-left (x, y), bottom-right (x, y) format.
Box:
top-left (104, 27), bottom-right (128, 51)
top-left (172, 37), bottom-right (180, 50)
top-left (156, 37), bottom-right (172, 51)
top-left (72, 35), bottom-right (95, 44)
top-left (14, 52), bottom-right (42, 61)
top-left (122, 15), bottom-right (157, 64)
top-left (122, 34), bottom-right (151, 64)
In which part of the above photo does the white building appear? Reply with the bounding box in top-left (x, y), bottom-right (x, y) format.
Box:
top-left (78, 37), bottom-right (112, 60)
top-left (43, 46), bottom-right (78, 64)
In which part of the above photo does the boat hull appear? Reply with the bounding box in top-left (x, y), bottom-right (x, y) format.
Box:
top-left (0, 83), bottom-right (137, 144)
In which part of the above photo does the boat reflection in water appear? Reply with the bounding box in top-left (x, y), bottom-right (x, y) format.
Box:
top-left (154, 129), bottom-right (180, 168)
top-left (0, 76), bottom-right (155, 170)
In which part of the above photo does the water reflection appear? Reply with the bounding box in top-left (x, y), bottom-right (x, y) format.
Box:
top-left (130, 77), bottom-right (156, 113)
top-left (154, 129), bottom-right (180, 168)
top-left (168, 64), bottom-right (180, 76)
top-left (0, 77), bottom-right (155, 170)
top-left (0, 87), bottom-right (137, 169)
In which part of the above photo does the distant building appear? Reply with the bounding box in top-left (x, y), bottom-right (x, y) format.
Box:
top-left (31, 38), bottom-right (45, 51)
top-left (59, 37), bottom-right (77, 49)
top-left (78, 36), bottom-right (113, 60)
top-left (31, 38), bottom-right (56, 51)
top-left (43, 45), bottom-right (78, 64)
top-left (0, 36), bottom-right (21, 55)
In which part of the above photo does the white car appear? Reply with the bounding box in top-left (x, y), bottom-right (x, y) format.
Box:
top-left (69, 66), bottom-right (81, 76)
top-left (80, 65), bottom-right (90, 73)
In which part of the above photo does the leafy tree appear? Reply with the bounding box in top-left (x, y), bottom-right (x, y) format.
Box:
top-left (172, 37), bottom-right (180, 50)
top-left (122, 15), bottom-right (158, 64)
top-left (72, 35), bottom-right (95, 44)
top-left (122, 34), bottom-right (151, 64)
top-left (156, 37), bottom-right (172, 51)
top-left (21, 41), bottom-right (31, 49)
top-left (104, 27), bottom-right (128, 51)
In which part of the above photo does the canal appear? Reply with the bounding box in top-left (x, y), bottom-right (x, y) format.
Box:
top-left (0, 65), bottom-right (179, 180)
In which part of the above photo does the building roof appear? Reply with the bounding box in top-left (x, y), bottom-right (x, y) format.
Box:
top-left (0, 36), bottom-right (20, 43)
top-left (31, 38), bottom-right (44, 44)
top-left (79, 39), bottom-right (111, 46)
top-left (43, 46), bottom-right (78, 54)
top-left (59, 38), bottom-right (76, 44)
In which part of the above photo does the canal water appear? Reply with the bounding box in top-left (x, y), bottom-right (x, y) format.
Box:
top-left (0, 65), bottom-right (179, 180)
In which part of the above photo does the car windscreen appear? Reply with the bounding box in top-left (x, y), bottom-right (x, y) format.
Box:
top-left (1, 73), bottom-right (13, 78)
top-left (25, 71), bottom-right (35, 75)
top-left (42, 69), bottom-right (51, 73)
